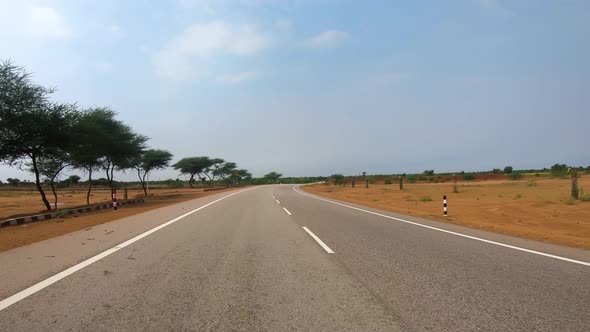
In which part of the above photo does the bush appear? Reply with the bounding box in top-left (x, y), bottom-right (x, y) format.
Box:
top-left (508, 173), bottom-right (522, 180)
top-left (527, 180), bottom-right (538, 187)
top-left (384, 178), bottom-right (392, 185)
top-left (513, 193), bottom-right (523, 200)
top-left (419, 196), bottom-right (432, 202)
top-left (406, 175), bottom-right (417, 183)
top-left (551, 163), bottom-right (569, 178)
top-left (330, 174), bottom-right (345, 185)
top-left (462, 174), bottom-right (475, 180)
top-left (423, 170), bottom-right (434, 176)
top-left (504, 166), bottom-right (513, 174)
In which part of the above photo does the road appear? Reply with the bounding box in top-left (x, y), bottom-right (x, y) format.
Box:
top-left (0, 185), bottom-right (588, 331)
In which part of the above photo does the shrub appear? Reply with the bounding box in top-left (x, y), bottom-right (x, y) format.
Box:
top-left (406, 175), bottom-right (417, 183)
top-left (423, 170), bottom-right (434, 176)
top-left (527, 180), bottom-right (538, 187)
top-left (504, 166), bottom-right (513, 174)
top-left (551, 163), bottom-right (569, 178)
top-left (513, 193), bottom-right (523, 200)
top-left (565, 198), bottom-right (576, 205)
top-left (462, 174), bottom-right (475, 180)
top-left (384, 178), bottom-right (392, 185)
top-left (419, 196), bottom-right (432, 202)
top-left (508, 173), bottom-right (522, 180)
top-left (330, 174), bottom-right (345, 185)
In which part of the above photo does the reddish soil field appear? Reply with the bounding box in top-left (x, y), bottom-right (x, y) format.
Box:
top-left (303, 177), bottom-right (590, 249)
top-left (0, 187), bottom-right (239, 252)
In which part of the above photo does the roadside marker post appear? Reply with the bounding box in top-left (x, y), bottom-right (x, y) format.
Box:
top-left (443, 195), bottom-right (448, 216)
top-left (112, 189), bottom-right (118, 211)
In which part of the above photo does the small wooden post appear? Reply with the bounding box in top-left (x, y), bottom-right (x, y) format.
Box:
top-left (365, 179), bottom-right (369, 188)
top-left (124, 187), bottom-right (128, 200)
top-left (453, 174), bottom-right (458, 193)
top-left (352, 179), bottom-right (355, 188)
top-left (399, 176), bottom-right (404, 190)
top-left (571, 168), bottom-right (579, 199)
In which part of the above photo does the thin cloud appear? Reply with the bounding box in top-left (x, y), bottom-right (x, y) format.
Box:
top-left (216, 71), bottom-right (257, 84)
top-left (26, 5), bottom-right (72, 38)
top-left (474, 0), bottom-right (513, 17)
top-left (301, 30), bottom-right (349, 49)
top-left (152, 21), bottom-right (269, 81)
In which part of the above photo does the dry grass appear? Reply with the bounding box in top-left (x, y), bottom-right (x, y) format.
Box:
top-left (303, 177), bottom-right (590, 249)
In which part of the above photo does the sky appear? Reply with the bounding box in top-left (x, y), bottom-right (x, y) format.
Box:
top-left (0, 0), bottom-right (589, 181)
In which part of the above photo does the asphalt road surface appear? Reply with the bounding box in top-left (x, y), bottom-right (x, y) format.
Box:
top-left (1, 185), bottom-right (588, 331)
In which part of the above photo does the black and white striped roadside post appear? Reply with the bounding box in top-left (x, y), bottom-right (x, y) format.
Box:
top-left (112, 189), bottom-right (118, 211)
top-left (443, 195), bottom-right (448, 216)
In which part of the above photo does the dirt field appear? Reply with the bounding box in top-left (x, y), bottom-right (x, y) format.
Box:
top-left (0, 187), bottom-right (239, 252)
top-left (303, 177), bottom-right (590, 249)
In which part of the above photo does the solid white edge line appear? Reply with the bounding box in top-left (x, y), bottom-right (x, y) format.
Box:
top-left (0, 187), bottom-right (257, 312)
top-left (283, 207), bottom-right (292, 216)
top-left (302, 226), bottom-right (335, 254)
top-left (293, 186), bottom-right (590, 267)
top-left (276, 199), bottom-right (280, 204)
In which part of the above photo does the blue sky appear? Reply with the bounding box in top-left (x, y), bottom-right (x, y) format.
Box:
top-left (1, 0), bottom-right (589, 180)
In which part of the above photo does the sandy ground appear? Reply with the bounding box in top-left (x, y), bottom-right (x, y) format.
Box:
top-left (0, 187), bottom-right (238, 252)
top-left (303, 178), bottom-right (590, 249)
top-left (0, 186), bottom-right (171, 219)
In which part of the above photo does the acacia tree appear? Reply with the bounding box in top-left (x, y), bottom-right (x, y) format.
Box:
top-left (70, 107), bottom-right (147, 204)
top-left (0, 61), bottom-right (77, 210)
top-left (36, 150), bottom-right (71, 209)
top-left (264, 171), bottom-right (282, 183)
top-left (203, 158), bottom-right (225, 187)
top-left (172, 157), bottom-right (213, 188)
top-left (133, 149), bottom-right (173, 195)
top-left (230, 168), bottom-right (252, 186)
top-left (70, 108), bottom-right (113, 205)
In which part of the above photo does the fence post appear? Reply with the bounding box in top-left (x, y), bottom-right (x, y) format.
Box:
top-left (571, 169), bottom-right (579, 199)
top-left (352, 178), bottom-right (355, 188)
top-left (365, 179), bottom-right (369, 188)
top-left (443, 195), bottom-right (448, 216)
top-left (399, 176), bottom-right (403, 190)
top-left (453, 174), bottom-right (458, 193)
top-left (112, 189), bottom-right (118, 211)
top-left (124, 187), bottom-right (128, 200)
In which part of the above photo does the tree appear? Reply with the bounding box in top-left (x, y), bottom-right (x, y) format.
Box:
top-left (503, 166), bottom-right (513, 174)
top-left (70, 108), bottom-right (113, 205)
top-left (550, 163), bottom-right (569, 178)
top-left (233, 169), bottom-right (252, 185)
top-left (0, 61), bottom-right (78, 210)
top-left (330, 174), bottom-right (345, 185)
top-left (36, 151), bottom-right (70, 209)
top-left (491, 168), bottom-right (501, 174)
top-left (214, 162), bottom-right (237, 185)
top-left (69, 107), bottom-right (147, 204)
top-left (6, 178), bottom-right (20, 186)
top-left (172, 157), bottom-right (213, 188)
top-left (203, 158), bottom-right (225, 187)
top-left (264, 171), bottom-right (282, 183)
top-left (423, 170), bottom-right (434, 176)
top-left (133, 149), bottom-right (173, 195)
top-left (61, 175), bottom-right (81, 186)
